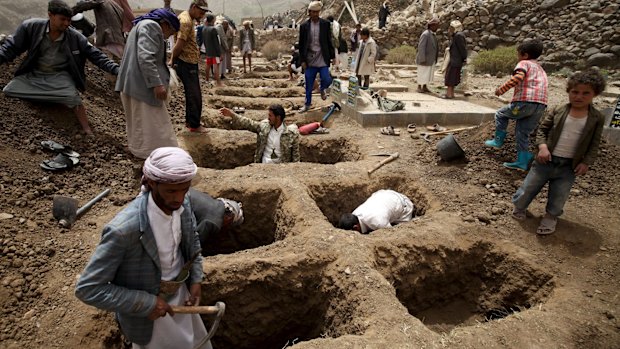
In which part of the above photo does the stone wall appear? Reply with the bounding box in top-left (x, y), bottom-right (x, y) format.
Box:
top-left (258, 0), bottom-right (620, 71)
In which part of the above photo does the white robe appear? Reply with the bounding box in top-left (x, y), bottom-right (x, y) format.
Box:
top-left (132, 194), bottom-right (212, 349)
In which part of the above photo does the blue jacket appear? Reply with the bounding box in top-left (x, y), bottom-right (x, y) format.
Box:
top-left (75, 193), bottom-right (203, 345)
top-left (0, 18), bottom-right (119, 91)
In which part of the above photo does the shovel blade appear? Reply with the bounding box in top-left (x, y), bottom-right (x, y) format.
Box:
top-left (53, 196), bottom-right (78, 227)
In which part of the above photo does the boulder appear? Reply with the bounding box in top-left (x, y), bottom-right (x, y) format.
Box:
top-left (586, 53), bottom-right (618, 68)
top-left (487, 34), bottom-right (502, 49)
top-left (540, 0), bottom-right (571, 10)
top-left (583, 47), bottom-right (601, 57)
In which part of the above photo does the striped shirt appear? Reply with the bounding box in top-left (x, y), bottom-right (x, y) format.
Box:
top-left (511, 59), bottom-right (548, 105)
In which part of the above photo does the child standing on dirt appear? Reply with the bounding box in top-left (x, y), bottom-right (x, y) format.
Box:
top-left (484, 39), bottom-right (548, 171)
top-left (511, 69), bottom-right (606, 235)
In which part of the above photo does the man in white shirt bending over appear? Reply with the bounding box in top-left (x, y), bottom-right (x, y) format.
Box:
top-left (339, 189), bottom-right (415, 233)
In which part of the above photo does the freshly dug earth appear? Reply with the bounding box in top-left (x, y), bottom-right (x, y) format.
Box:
top-left (0, 57), bottom-right (619, 349)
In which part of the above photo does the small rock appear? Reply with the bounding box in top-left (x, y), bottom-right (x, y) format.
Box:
top-left (604, 311), bottom-right (615, 320)
top-left (0, 213), bottom-right (14, 220)
top-left (23, 309), bottom-right (35, 319)
top-left (462, 215), bottom-right (476, 222)
top-left (594, 289), bottom-right (602, 294)
top-left (476, 212), bottom-right (492, 223)
top-left (344, 267), bottom-right (351, 275)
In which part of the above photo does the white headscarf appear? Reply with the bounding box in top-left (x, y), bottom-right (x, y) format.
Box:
top-left (142, 147), bottom-right (198, 191)
top-left (218, 198), bottom-right (244, 226)
top-left (308, 1), bottom-right (322, 11)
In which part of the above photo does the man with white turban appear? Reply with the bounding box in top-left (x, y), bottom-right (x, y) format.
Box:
top-left (298, 1), bottom-right (335, 112)
top-left (76, 147), bottom-right (212, 349)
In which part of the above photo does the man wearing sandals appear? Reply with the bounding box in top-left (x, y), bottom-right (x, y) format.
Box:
top-left (0, 0), bottom-right (119, 135)
top-left (219, 104), bottom-right (300, 163)
top-left (338, 190), bottom-right (415, 233)
top-left (76, 147), bottom-right (212, 348)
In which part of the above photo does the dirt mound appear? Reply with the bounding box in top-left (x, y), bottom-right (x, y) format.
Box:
top-left (1, 54), bottom-right (619, 349)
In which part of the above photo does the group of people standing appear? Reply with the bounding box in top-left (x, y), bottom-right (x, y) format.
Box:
top-left (415, 17), bottom-right (467, 98)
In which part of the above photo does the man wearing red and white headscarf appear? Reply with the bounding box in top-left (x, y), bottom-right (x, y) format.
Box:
top-left (76, 147), bottom-right (212, 349)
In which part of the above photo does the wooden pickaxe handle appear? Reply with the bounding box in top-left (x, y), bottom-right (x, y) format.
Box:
top-left (368, 152), bottom-right (399, 175)
top-left (422, 126), bottom-right (478, 137)
top-left (171, 304), bottom-right (222, 314)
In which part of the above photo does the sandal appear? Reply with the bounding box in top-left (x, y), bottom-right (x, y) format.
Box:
top-left (426, 124), bottom-right (447, 132)
top-left (512, 207), bottom-right (526, 221)
top-left (536, 214), bottom-right (557, 235)
top-left (40, 153), bottom-right (79, 171)
top-left (407, 123), bottom-right (417, 133)
top-left (380, 126), bottom-right (400, 136)
top-left (232, 106), bottom-right (246, 114)
top-left (40, 140), bottom-right (80, 158)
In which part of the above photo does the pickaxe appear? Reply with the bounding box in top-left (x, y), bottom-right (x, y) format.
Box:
top-left (368, 152), bottom-right (399, 175)
top-left (420, 126), bottom-right (478, 142)
top-left (171, 301), bottom-right (226, 349)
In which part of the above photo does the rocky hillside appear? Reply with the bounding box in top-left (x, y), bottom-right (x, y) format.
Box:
top-left (330, 0), bottom-right (620, 71)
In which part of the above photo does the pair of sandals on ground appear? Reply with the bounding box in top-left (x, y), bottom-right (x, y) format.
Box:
top-left (380, 123), bottom-right (446, 136)
top-left (39, 141), bottom-right (80, 171)
top-left (513, 208), bottom-right (557, 235)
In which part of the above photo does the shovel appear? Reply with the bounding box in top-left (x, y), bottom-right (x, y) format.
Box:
top-left (53, 188), bottom-right (111, 228)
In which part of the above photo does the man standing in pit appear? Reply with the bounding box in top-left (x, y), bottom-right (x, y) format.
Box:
top-left (76, 147), bottom-right (212, 348)
top-left (218, 104), bottom-right (300, 163)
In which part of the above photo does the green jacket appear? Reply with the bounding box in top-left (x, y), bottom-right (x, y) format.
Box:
top-left (230, 112), bottom-right (301, 163)
top-left (536, 104), bottom-right (604, 168)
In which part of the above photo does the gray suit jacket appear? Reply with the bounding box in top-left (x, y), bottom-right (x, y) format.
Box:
top-left (75, 193), bottom-right (203, 345)
top-left (415, 29), bottom-right (438, 66)
top-left (115, 19), bottom-right (169, 106)
top-left (188, 188), bottom-right (225, 251)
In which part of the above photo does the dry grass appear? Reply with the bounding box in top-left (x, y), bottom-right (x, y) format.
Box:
top-left (386, 45), bottom-right (417, 64)
top-left (471, 45), bottom-right (518, 75)
top-left (261, 40), bottom-right (290, 61)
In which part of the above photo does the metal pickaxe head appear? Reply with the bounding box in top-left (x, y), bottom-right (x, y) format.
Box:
top-left (321, 102), bottom-right (342, 124)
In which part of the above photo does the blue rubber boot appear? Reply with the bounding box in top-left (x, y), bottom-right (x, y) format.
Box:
top-left (484, 130), bottom-right (507, 148)
top-left (504, 151), bottom-right (533, 171)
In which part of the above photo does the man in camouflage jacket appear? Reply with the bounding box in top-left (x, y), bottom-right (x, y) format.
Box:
top-left (219, 104), bottom-right (300, 163)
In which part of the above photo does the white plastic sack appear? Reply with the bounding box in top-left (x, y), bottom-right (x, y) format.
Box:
top-left (166, 67), bottom-right (180, 104)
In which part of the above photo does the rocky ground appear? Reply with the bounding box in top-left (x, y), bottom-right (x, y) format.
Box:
top-left (0, 56), bottom-right (619, 349)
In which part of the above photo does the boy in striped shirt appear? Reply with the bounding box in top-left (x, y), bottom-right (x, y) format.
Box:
top-left (484, 39), bottom-right (548, 171)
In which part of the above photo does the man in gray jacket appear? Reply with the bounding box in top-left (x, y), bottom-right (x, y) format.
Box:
top-left (415, 17), bottom-right (439, 93)
top-left (115, 9), bottom-right (180, 159)
top-left (0, 0), bottom-right (119, 135)
top-left (76, 147), bottom-right (211, 348)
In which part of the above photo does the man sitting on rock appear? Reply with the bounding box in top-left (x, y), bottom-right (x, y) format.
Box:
top-left (188, 188), bottom-right (244, 255)
top-left (219, 104), bottom-right (301, 164)
top-left (0, 0), bottom-right (119, 135)
top-left (339, 189), bottom-right (415, 233)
